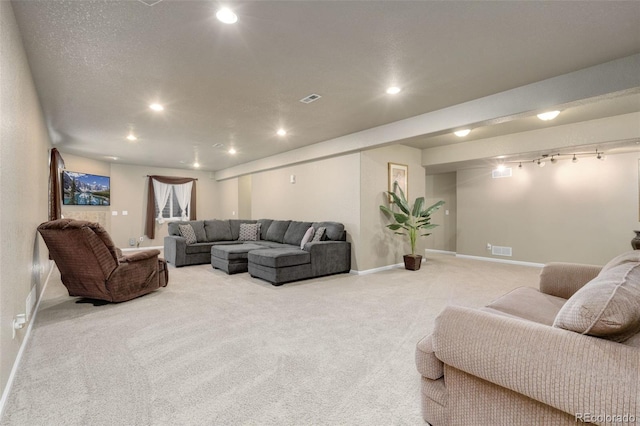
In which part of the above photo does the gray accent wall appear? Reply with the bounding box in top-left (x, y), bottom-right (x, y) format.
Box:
top-left (0, 1), bottom-right (52, 406)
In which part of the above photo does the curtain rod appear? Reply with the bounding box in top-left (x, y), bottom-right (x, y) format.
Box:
top-left (145, 175), bottom-right (198, 180)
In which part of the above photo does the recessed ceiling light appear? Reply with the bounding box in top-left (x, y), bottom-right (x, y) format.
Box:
top-left (228, 148), bottom-right (237, 155)
top-left (105, 156), bottom-right (118, 161)
top-left (193, 162), bottom-right (200, 168)
top-left (216, 7), bottom-right (238, 24)
top-left (126, 133), bottom-right (137, 141)
top-left (277, 129), bottom-right (287, 136)
top-left (454, 129), bottom-right (471, 137)
top-left (386, 86), bottom-right (401, 95)
top-left (537, 111), bottom-right (560, 121)
top-left (149, 103), bottom-right (164, 112)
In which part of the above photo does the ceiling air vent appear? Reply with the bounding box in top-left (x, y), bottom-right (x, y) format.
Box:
top-left (299, 94), bottom-right (322, 104)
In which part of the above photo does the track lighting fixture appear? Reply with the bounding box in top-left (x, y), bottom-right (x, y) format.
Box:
top-left (500, 150), bottom-right (606, 170)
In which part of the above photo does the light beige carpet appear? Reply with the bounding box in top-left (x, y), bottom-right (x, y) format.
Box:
top-left (1, 253), bottom-right (540, 425)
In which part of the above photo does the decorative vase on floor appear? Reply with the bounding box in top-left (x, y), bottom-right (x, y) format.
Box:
top-left (404, 254), bottom-right (423, 271)
top-left (631, 231), bottom-right (640, 250)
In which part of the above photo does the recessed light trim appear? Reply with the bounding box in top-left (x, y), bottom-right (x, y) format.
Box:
top-left (537, 110), bottom-right (560, 121)
top-left (277, 129), bottom-right (287, 136)
top-left (216, 7), bottom-right (238, 24)
top-left (193, 162), bottom-right (200, 168)
top-left (386, 86), bottom-right (401, 95)
top-left (228, 148), bottom-right (237, 154)
top-left (126, 133), bottom-right (137, 141)
top-left (454, 129), bottom-right (471, 137)
top-left (149, 103), bottom-right (164, 112)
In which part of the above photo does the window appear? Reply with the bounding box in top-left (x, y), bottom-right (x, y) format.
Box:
top-left (152, 179), bottom-right (193, 223)
top-left (156, 186), bottom-right (189, 221)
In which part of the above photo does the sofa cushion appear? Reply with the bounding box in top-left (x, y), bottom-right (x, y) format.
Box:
top-left (185, 242), bottom-right (215, 254)
top-left (178, 224), bottom-right (197, 244)
top-left (484, 287), bottom-right (567, 326)
top-left (229, 219), bottom-right (256, 240)
top-left (211, 243), bottom-right (263, 260)
top-left (265, 220), bottom-right (291, 243)
top-left (248, 248), bottom-right (310, 268)
top-left (256, 219), bottom-right (273, 240)
top-left (283, 221), bottom-right (313, 246)
top-left (553, 262), bottom-right (640, 342)
top-left (312, 221), bottom-right (345, 241)
top-left (204, 220), bottom-right (233, 242)
top-left (239, 223), bottom-right (260, 241)
top-left (169, 220), bottom-right (207, 242)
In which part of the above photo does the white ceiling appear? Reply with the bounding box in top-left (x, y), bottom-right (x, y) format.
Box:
top-left (11, 0), bottom-right (640, 172)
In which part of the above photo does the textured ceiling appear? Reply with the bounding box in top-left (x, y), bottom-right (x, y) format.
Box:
top-left (11, 0), bottom-right (640, 172)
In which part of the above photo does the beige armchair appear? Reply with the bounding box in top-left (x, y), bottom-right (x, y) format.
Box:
top-left (416, 259), bottom-right (640, 425)
top-left (38, 219), bottom-right (168, 302)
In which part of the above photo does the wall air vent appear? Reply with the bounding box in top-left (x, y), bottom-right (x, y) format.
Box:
top-left (299, 94), bottom-right (322, 104)
top-left (491, 246), bottom-right (513, 257)
top-left (492, 167), bottom-right (512, 179)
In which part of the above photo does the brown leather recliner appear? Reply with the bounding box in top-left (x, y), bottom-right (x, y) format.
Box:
top-left (38, 219), bottom-right (168, 302)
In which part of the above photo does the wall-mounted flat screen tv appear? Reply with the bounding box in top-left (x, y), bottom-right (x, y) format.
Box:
top-left (62, 170), bottom-right (110, 206)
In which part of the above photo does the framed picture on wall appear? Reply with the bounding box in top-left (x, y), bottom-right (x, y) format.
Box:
top-left (388, 162), bottom-right (408, 201)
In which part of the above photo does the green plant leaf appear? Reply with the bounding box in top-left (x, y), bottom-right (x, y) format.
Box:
top-left (412, 197), bottom-right (425, 217)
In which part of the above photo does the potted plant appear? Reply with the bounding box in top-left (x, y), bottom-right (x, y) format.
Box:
top-left (380, 182), bottom-right (445, 270)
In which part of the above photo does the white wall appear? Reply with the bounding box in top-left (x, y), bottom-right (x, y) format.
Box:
top-left (457, 151), bottom-right (640, 265)
top-left (0, 1), bottom-right (52, 406)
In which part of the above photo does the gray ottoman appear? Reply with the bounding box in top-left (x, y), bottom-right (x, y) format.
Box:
top-left (211, 244), bottom-right (263, 274)
top-left (248, 248), bottom-right (312, 285)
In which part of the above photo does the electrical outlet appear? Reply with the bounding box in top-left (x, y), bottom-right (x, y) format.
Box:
top-left (486, 243), bottom-right (492, 250)
top-left (129, 238), bottom-right (135, 246)
top-left (139, 236), bottom-right (144, 242)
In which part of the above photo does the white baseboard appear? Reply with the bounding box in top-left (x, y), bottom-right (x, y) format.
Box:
top-left (0, 260), bottom-right (55, 418)
top-left (350, 257), bottom-right (427, 275)
top-left (120, 246), bottom-right (163, 252)
top-left (425, 249), bottom-right (456, 256)
top-left (455, 254), bottom-right (544, 268)
top-left (350, 263), bottom-right (403, 275)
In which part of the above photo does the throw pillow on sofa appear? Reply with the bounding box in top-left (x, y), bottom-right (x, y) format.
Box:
top-left (239, 223), bottom-right (260, 241)
top-left (312, 226), bottom-right (326, 242)
top-left (553, 261), bottom-right (640, 342)
top-left (300, 227), bottom-right (315, 249)
top-left (178, 224), bottom-right (197, 245)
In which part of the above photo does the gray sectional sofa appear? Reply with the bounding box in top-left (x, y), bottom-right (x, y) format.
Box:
top-left (163, 219), bottom-right (351, 285)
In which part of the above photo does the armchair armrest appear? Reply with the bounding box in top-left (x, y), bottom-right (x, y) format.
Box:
top-left (539, 262), bottom-right (602, 299)
top-left (120, 249), bottom-right (160, 263)
top-left (433, 306), bottom-right (640, 424)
